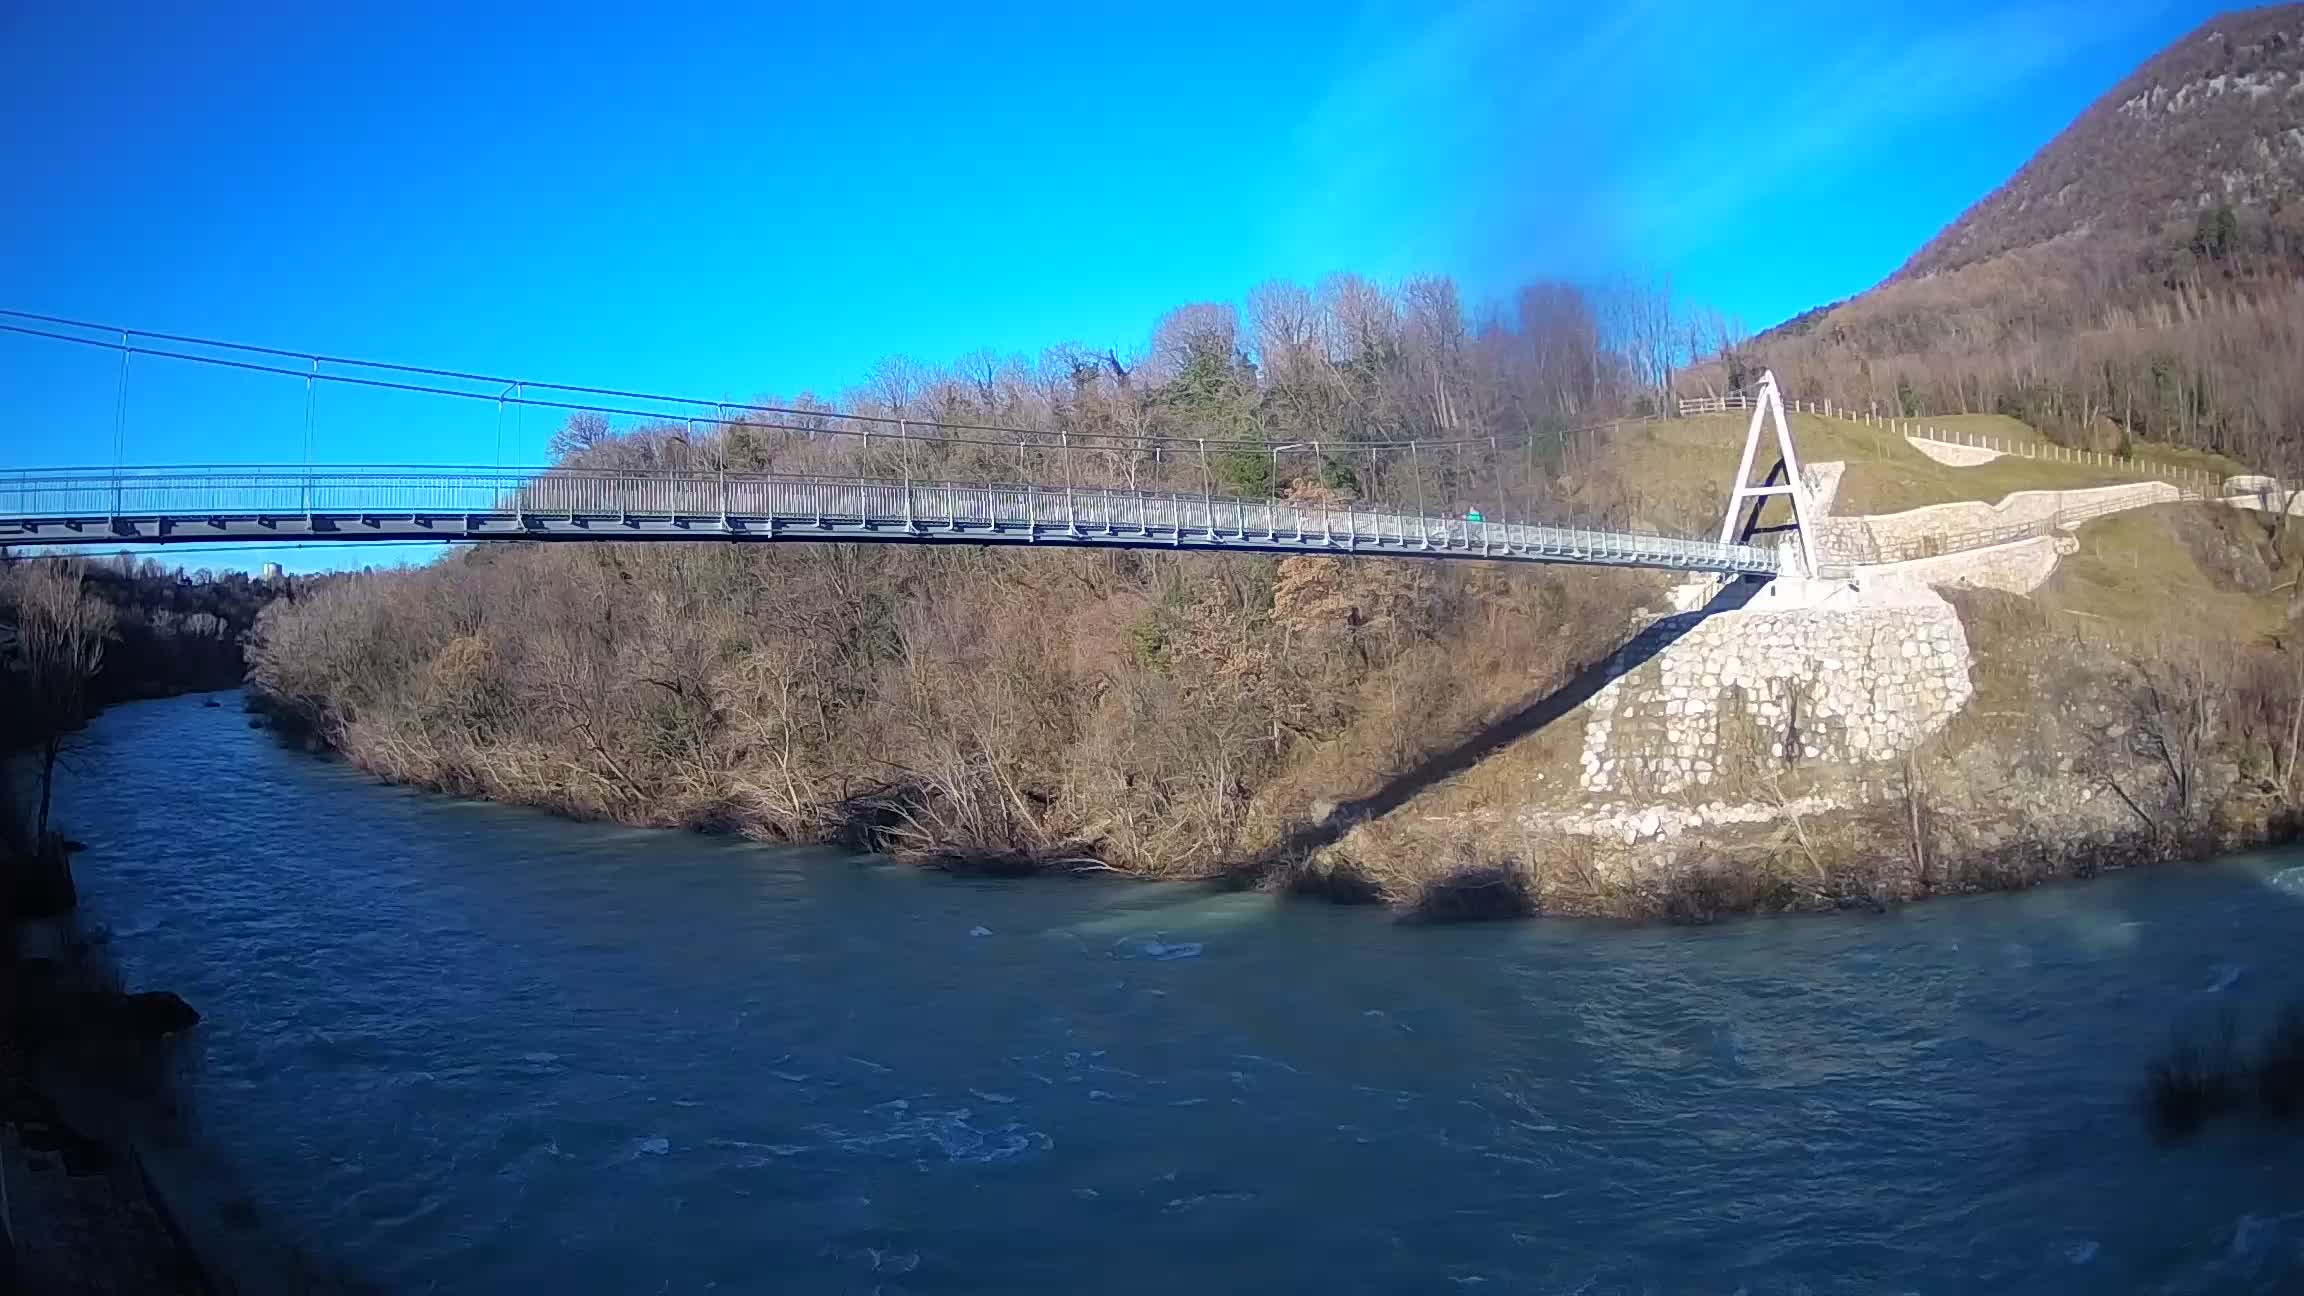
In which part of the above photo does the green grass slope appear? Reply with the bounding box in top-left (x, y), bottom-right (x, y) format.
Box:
top-left (1589, 412), bottom-right (2247, 528)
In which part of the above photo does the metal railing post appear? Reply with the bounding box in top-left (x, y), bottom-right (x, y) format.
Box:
top-left (1411, 443), bottom-right (1427, 548)
top-left (900, 418), bottom-right (914, 531)
top-left (1198, 438), bottom-right (1212, 538)
top-left (304, 357), bottom-right (318, 466)
top-left (1062, 430), bottom-right (1076, 535)
top-left (111, 331), bottom-right (130, 515)
top-left (1486, 435), bottom-right (1499, 545)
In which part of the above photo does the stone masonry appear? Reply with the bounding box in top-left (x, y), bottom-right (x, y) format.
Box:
top-left (1565, 450), bottom-right (2168, 805)
top-left (1860, 533), bottom-right (2077, 597)
top-left (1856, 482), bottom-right (2177, 553)
top-left (1577, 592), bottom-right (1973, 796)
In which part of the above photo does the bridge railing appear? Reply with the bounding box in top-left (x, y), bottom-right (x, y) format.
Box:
top-left (0, 466), bottom-right (1780, 574)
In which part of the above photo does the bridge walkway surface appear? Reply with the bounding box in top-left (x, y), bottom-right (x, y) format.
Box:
top-left (0, 467), bottom-right (1783, 576)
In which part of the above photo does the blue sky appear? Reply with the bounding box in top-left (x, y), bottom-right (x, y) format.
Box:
top-left (0, 0), bottom-right (2236, 568)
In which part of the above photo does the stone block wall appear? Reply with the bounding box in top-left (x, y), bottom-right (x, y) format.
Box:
top-left (1578, 596), bottom-right (1974, 796)
top-left (1859, 534), bottom-right (2076, 597)
top-left (1858, 482), bottom-right (2176, 553)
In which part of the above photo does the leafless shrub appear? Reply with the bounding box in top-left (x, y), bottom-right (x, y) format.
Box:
top-left (6, 561), bottom-right (117, 846)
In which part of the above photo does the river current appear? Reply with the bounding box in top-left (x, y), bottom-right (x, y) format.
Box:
top-left (54, 693), bottom-right (2304, 1293)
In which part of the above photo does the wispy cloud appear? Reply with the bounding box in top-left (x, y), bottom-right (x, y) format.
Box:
top-left (1269, 0), bottom-right (1665, 281)
top-left (1600, 0), bottom-right (2176, 260)
top-left (1266, 0), bottom-right (2192, 295)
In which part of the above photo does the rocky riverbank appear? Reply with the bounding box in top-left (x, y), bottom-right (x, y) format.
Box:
top-left (3, 682), bottom-right (375, 1293)
top-left (1, 904), bottom-right (210, 1294)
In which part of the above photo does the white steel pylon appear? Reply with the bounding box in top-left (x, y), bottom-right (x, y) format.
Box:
top-left (1716, 370), bottom-right (1821, 578)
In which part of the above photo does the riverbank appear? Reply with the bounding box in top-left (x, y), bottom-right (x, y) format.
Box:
top-left (3, 690), bottom-right (367, 1294)
top-left (237, 451), bottom-right (2304, 926)
top-left (264, 605), bottom-right (2304, 928)
top-left (1, 911), bottom-right (211, 1293)
top-left (245, 673), bottom-right (2304, 928)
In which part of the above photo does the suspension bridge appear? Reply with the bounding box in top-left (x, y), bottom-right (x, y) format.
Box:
top-left (0, 312), bottom-right (1800, 577)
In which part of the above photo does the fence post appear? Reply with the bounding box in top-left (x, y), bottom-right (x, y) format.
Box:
top-left (1524, 431), bottom-right (1536, 526)
top-left (1411, 443), bottom-right (1428, 548)
top-left (900, 418), bottom-right (914, 531)
top-left (1198, 438), bottom-right (1212, 537)
top-left (1062, 430), bottom-right (1076, 535)
top-left (1487, 434), bottom-right (1499, 532)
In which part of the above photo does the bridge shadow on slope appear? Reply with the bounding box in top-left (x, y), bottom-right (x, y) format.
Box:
top-left (1230, 575), bottom-right (1767, 884)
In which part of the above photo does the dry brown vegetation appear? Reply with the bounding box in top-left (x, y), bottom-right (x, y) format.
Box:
top-left (1928, 505), bottom-right (2304, 856)
top-left (1, 559), bottom-right (117, 915)
top-left (9, 564), bottom-right (112, 844)
top-left (250, 530), bottom-right (1662, 880)
top-left (254, 485), bottom-right (2304, 924)
top-left (244, 242), bottom-right (2304, 923)
top-left (250, 276), bottom-right (1693, 894)
top-left (1724, 258), bottom-right (2304, 476)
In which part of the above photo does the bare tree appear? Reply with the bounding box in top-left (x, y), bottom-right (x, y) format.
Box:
top-left (1612, 275), bottom-right (1679, 408)
top-left (2093, 636), bottom-right (2237, 841)
top-left (13, 561), bottom-right (116, 846)
top-left (549, 410), bottom-right (614, 464)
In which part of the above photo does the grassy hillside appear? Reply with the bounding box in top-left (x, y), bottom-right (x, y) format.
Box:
top-left (1580, 411), bottom-right (2230, 527)
top-left (2035, 503), bottom-right (2299, 637)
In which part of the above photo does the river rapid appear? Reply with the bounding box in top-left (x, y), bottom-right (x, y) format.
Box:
top-left (54, 693), bottom-right (2304, 1293)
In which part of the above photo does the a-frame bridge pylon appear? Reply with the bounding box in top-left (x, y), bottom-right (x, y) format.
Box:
top-left (1716, 370), bottom-right (1822, 578)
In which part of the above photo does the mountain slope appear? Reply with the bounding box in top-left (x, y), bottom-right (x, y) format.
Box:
top-left (1720, 5), bottom-right (2304, 474)
top-left (1898, 3), bottom-right (2304, 281)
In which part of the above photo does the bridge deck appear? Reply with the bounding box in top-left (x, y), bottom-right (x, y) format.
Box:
top-left (0, 468), bottom-right (1780, 576)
